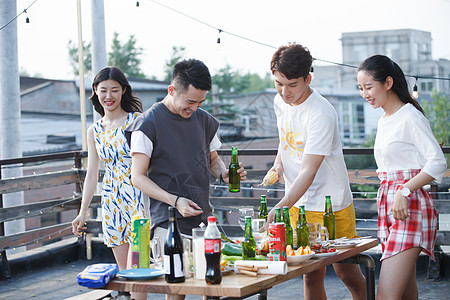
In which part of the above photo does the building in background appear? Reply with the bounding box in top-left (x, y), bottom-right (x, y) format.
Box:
top-left (19, 76), bottom-right (168, 155)
top-left (311, 28), bottom-right (450, 145)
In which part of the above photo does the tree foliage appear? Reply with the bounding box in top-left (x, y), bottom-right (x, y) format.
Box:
top-left (108, 32), bottom-right (145, 78)
top-left (68, 32), bottom-right (145, 78)
top-left (164, 46), bottom-right (186, 82)
top-left (422, 90), bottom-right (450, 146)
top-left (212, 64), bottom-right (273, 95)
top-left (68, 40), bottom-right (92, 77)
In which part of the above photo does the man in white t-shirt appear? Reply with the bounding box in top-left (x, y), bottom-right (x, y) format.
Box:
top-left (267, 43), bottom-right (366, 300)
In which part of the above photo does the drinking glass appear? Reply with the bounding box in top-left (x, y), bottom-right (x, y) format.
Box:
top-left (307, 222), bottom-right (329, 245)
top-left (251, 218), bottom-right (267, 255)
top-left (238, 207), bottom-right (254, 230)
top-left (150, 237), bottom-right (163, 269)
top-left (183, 238), bottom-right (194, 277)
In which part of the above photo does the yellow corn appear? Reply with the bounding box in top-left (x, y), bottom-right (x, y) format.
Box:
top-left (261, 171), bottom-right (278, 186)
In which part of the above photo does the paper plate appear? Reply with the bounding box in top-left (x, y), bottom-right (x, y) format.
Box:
top-left (116, 268), bottom-right (165, 280)
top-left (221, 266), bottom-right (234, 275)
top-left (332, 242), bottom-right (358, 249)
top-left (313, 251), bottom-right (338, 258)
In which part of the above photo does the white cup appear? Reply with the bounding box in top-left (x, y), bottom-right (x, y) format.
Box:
top-left (192, 228), bottom-right (206, 280)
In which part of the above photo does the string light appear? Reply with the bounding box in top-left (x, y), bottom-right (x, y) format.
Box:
top-left (412, 76), bottom-right (419, 99)
top-left (217, 29), bottom-right (222, 44)
top-left (0, 0), bottom-right (37, 31)
top-left (147, 0), bottom-right (450, 84)
top-left (0, 0), bottom-right (448, 84)
top-left (25, 9), bottom-right (30, 24)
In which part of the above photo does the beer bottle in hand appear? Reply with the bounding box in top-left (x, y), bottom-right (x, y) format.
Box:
top-left (282, 206), bottom-right (293, 247)
top-left (274, 207), bottom-right (282, 223)
top-left (228, 146), bottom-right (240, 192)
top-left (204, 216), bottom-right (222, 284)
top-left (296, 205), bottom-right (309, 248)
top-left (242, 216), bottom-right (256, 259)
top-left (164, 206), bottom-right (185, 283)
top-left (323, 195), bottom-right (336, 240)
top-left (258, 195), bottom-right (268, 220)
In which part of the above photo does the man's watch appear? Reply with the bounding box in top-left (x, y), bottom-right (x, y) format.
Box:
top-left (399, 186), bottom-right (411, 197)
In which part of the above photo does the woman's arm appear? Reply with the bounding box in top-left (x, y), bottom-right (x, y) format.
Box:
top-left (72, 126), bottom-right (99, 236)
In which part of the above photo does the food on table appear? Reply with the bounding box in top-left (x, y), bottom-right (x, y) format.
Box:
top-left (310, 244), bottom-right (336, 253)
top-left (222, 242), bottom-right (243, 256)
top-left (261, 170), bottom-right (278, 186)
top-left (220, 254), bottom-right (266, 265)
top-left (286, 245), bottom-right (312, 256)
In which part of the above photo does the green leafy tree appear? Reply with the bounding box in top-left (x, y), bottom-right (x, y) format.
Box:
top-left (422, 90), bottom-right (450, 146)
top-left (108, 32), bottom-right (145, 78)
top-left (164, 46), bottom-right (186, 82)
top-left (212, 65), bottom-right (273, 95)
top-left (68, 40), bottom-right (92, 77)
top-left (68, 32), bottom-right (145, 78)
top-left (212, 65), bottom-right (236, 94)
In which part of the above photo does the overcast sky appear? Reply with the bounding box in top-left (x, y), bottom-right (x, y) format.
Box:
top-left (13, 0), bottom-right (450, 80)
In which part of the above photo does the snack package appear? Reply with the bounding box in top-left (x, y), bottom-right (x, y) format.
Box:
top-left (131, 217), bottom-right (150, 268)
top-left (77, 263), bottom-right (119, 288)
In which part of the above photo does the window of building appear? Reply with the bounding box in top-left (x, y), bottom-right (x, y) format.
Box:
top-left (353, 45), bottom-right (368, 63)
top-left (420, 81), bottom-right (434, 92)
top-left (386, 43), bottom-right (400, 61)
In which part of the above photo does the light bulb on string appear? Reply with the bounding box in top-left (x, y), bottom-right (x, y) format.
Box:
top-left (412, 76), bottom-right (419, 99)
top-left (217, 29), bottom-right (222, 44)
top-left (24, 9), bottom-right (29, 23)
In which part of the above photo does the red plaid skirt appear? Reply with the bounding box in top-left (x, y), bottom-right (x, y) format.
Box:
top-left (377, 169), bottom-right (437, 261)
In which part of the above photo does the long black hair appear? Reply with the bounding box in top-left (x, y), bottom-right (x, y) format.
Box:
top-left (358, 55), bottom-right (424, 115)
top-left (90, 66), bottom-right (143, 116)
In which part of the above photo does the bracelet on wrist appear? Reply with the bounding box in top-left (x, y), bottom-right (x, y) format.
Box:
top-left (174, 196), bottom-right (180, 208)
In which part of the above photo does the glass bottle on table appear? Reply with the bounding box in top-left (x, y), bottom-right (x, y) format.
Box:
top-left (242, 216), bottom-right (256, 259)
top-left (274, 207), bottom-right (282, 223)
top-left (282, 206), bottom-right (293, 247)
top-left (323, 195), bottom-right (336, 240)
top-left (258, 195), bottom-right (268, 221)
top-left (228, 146), bottom-right (240, 192)
top-left (164, 206), bottom-right (185, 283)
top-left (296, 205), bottom-right (309, 248)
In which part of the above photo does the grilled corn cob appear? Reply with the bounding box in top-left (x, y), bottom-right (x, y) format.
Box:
top-left (261, 171), bottom-right (278, 186)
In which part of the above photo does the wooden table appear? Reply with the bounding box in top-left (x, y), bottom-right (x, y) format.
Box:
top-left (103, 238), bottom-right (378, 299)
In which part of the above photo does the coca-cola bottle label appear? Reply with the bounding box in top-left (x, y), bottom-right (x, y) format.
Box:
top-left (204, 239), bottom-right (221, 253)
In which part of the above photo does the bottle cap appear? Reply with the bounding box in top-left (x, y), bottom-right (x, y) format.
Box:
top-left (207, 216), bottom-right (216, 222)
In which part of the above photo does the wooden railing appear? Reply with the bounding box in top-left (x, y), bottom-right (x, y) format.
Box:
top-left (0, 148), bottom-right (449, 279)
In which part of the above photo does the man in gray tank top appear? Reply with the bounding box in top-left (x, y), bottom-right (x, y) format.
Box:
top-left (125, 59), bottom-right (247, 240)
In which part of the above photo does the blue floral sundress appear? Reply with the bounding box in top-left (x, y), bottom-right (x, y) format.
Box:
top-left (93, 112), bottom-right (146, 247)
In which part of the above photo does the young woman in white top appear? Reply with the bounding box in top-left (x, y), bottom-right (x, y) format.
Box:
top-left (357, 55), bottom-right (447, 300)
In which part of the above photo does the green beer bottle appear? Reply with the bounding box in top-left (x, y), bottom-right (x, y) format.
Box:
top-left (228, 146), bottom-right (240, 192)
top-left (258, 195), bottom-right (268, 220)
top-left (282, 206), bottom-right (293, 247)
top-left (323, 195), bottom-right (336, 240)
top-left (242, 216), bottom-right (256, 259)
top-left (274, 207), bottom-right (282, 223)
top-left (296, 205), bottom-right (309, 248)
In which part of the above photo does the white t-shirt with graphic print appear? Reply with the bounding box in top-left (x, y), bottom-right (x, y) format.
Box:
top-left (274, 89), bottom-right (353, 212)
